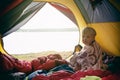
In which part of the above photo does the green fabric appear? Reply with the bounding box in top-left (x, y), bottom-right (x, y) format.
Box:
top-left (24, 76), bottom-right (28, 80)
top-left (80, 76), bottom-right (101, 80)
top-left (0, 0), bottom-right (32, 35)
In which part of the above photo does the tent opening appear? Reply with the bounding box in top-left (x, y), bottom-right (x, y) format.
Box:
top-left (3, 3), bottom-right (79, 54)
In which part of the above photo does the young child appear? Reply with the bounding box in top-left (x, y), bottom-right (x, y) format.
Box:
top-left (70, 27), bottom-right (103, 71)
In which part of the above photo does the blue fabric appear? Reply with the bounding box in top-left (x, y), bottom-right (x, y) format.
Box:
top-left (25, 64), bottom-right (74, 80)
top-left (47, 64), bottom-right (75, 75)
top-left (25, 70), bottom-right (47, 80)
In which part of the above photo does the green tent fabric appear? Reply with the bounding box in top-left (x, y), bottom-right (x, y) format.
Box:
top-left (0, 0), bottom-right (32, 35)
top-left (0, 0), bottom-right (46, 36)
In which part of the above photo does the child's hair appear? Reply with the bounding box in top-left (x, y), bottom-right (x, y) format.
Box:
top-left (82, 27), bottom-right (96, 36)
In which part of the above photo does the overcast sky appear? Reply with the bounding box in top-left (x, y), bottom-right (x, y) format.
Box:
top-left (20, 3), bottom-right (78, 29)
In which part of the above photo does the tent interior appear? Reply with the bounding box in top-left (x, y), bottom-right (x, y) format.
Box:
top-left (0, 0), bottom-right (120, 79)
top-left (0, 0), bottom-right (120, 56)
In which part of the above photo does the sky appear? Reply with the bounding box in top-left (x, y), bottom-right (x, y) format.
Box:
top-left (21, 3), bottom-right (77, 29)
top-left (3, 3), bottom-right (79, 54)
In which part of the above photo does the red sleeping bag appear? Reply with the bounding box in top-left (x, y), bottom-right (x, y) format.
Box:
top-left (14, 59), bottom-right (32, 73)
top-left (0, 52), bottom-right (15, 72)
top-left (32, 70), bottom-right (72, 80)
top-left (31, 57), bottom-right (68, 71)
top-left (37, 60), bottom-right (56, 71)
top-left (0, 52), bottom-right (32, 73)
top-left (102, 74), bottom-right (120, 80)
top-left (49, 70), bottom-right (72, 80)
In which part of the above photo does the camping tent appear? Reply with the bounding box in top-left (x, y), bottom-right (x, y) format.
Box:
top-left (0, 0), bottom-right (120, 56)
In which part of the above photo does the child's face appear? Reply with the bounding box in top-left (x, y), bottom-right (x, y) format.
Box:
top-left (82, 33), bottom-right (95, 46)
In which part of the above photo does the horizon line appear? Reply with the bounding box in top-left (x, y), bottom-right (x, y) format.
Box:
top-left (17, 28), bottom-right (79, 32)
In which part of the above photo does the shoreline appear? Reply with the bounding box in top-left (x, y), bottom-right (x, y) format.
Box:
top-left (12, 51), bottom-right (73, 61)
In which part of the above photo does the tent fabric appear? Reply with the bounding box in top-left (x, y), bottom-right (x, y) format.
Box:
top-left (3, 2), bottom-right (46, 36)
top-left (88, 23), bottom-right (120, 56)
top-left (109, 0), bottom-right (120, 12)
top-left (0, 0), bottom-right (23, 16)
top-left (0, 1), bottom-right (46, 36)
top-left (74, 0), bottom-right (120, 23)
top-left (0, 0), bottom-right (120, 56)
top-left (49, 2), bottom-right (78, 25)
top-left (0, 0), bottom-right (32, 35)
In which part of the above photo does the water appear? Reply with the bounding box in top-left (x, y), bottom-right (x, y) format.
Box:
top-left (3, 32), bottom-right (79, 54)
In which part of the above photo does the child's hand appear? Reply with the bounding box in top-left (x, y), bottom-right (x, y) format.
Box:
top-left (74, 63), bottom-right (81, 71)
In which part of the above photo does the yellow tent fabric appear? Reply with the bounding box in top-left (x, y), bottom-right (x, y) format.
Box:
top-left (0, 35), bottom-right (7, 54)
top-left (0, 0), bottom-right (120, 56)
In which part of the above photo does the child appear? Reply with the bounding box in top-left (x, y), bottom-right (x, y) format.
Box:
top-left (70, 27), bottom-right (103, 71)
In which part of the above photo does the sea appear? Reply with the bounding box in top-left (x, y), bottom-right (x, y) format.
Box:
top-left (3, 31), bottom-right (79, 54)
